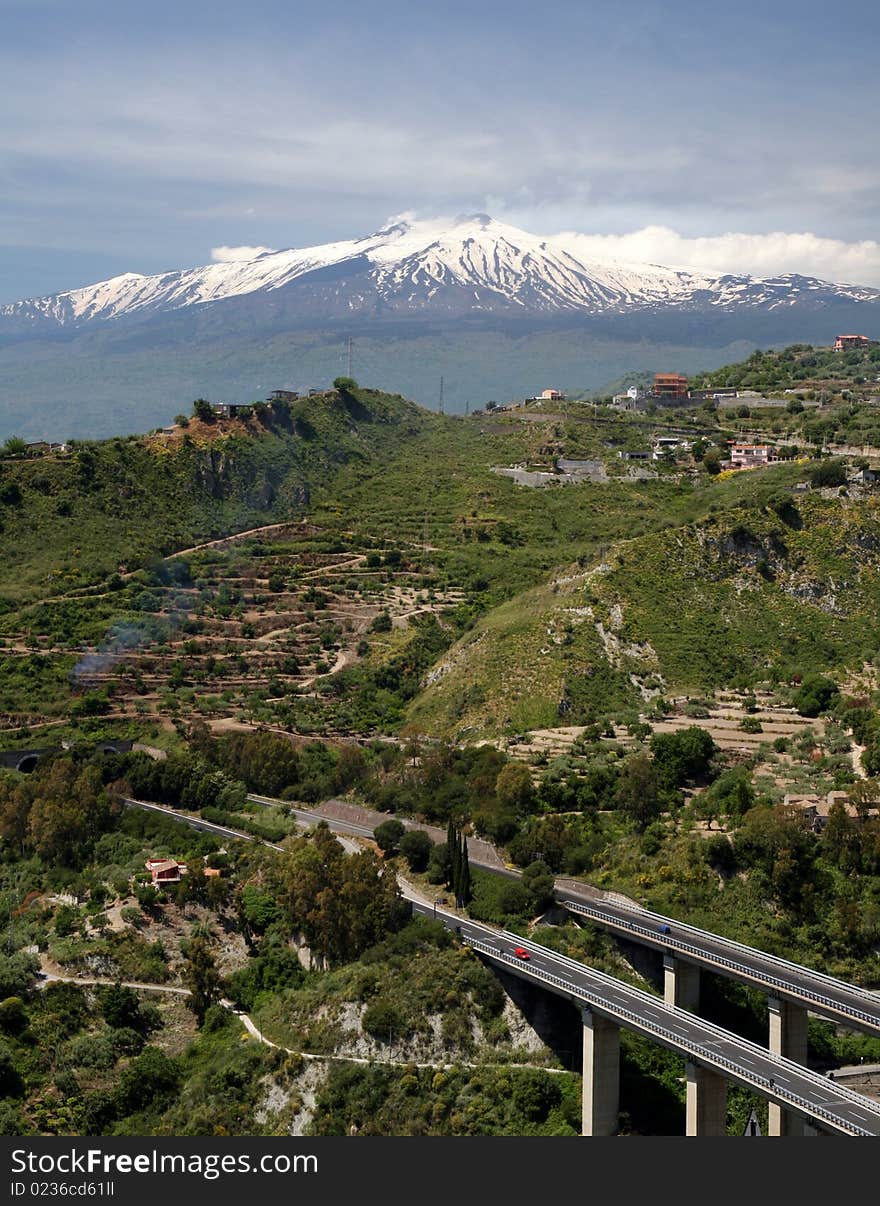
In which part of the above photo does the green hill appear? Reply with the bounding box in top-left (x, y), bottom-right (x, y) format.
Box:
top-left (0, 386), bottom-right (428, 605)
top-left (694, 341), bottom-right (880, 394)
top-left (408, 485), bottom-right (880, 737)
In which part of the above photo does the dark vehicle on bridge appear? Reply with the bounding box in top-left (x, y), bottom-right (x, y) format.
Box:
top-left (657, 924), bottom-right (671, 935)
top-left (513, 946), bottom-right (531, 960)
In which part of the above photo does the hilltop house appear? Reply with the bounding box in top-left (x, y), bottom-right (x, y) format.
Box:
top-left (267, 389), bottom-right (299, 403)
top-left (653, 373), bottom-right (688, 401)
top-left (611, 386), bottom-right (647, 410)
top-left (834, 334), bottom-right (873, 352)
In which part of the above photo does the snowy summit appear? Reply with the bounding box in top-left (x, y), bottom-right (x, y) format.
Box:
top-left (3, 213), bottom-right (878, 328)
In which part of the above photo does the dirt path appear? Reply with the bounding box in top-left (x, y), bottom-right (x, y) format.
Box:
top-left (852, 742), bottom-right (868, 779)
top-left (135, 521), bottom-right (314, 567)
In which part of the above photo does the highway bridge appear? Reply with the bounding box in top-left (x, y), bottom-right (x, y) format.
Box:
top-left (558, 894), bottom-right (880, 1037)
top-left (126, 794), bottom-right (880, 1134)
top-left (411, 899), bottom-right (880, 1138)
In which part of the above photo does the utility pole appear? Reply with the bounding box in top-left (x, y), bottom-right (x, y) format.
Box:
top-left (465, 399), bottom-right (469, 415)
top-left (347, 337), bottom-right (353, 378)
top-left (438, 376), bottom-right (444, 414)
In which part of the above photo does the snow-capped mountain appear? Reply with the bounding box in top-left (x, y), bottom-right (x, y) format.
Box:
top-left (4, 213), bottom-right (877, 329)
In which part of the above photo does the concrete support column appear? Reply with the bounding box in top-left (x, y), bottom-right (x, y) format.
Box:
top-left (767, 995), bottom-right (810, 1137)
top-left (663, 953), bottom-right (700, 1012)
top-left (685, 1061), bottom-right (727, 1136)
top-left (581, 1008), bottom-right (620, 1136)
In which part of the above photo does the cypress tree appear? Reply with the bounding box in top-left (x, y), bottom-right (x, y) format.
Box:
top-left (459, 835), bottom-right (472, 905)
top-left (446, 819), bottom-right (458, 890)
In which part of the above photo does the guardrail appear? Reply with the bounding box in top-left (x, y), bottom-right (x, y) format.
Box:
top-left (563, 894), bottom-right (880, 1000)
top-left (499, 928), bottom-right (880, 1118)
top-left (469, 938), bottom-right (873, 1137)
top-left (562, 899), bottom-right (880, 1026)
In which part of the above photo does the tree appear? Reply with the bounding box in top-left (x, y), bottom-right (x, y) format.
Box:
top-left (398, 830), bottom-right (433, 871)
top-left (373, 819), bottom-right (405, 857)
top-left (191, 398), bottom-right (215, 422)
top-left (426, 841), bottom-right (450, 884)
top-left (793, 675), bottom-right (838, 718)
top-left (0, 952), bottom-right (39, 1001)
top-left (456, 833), bottom-right (472, 905)
top-left (522, 861), bottom-right (556, 912)
top-left (1, 436), bottom-right (28, 457)
top-left (333, 376), bottom-right (358, 393)
top-left (615, 753), bottom-right (661, 830)
top-left (115, 1047), bottom-right (179, 1115)
top-left (495, 761), bottom-right (535, 815)
top-left (822, 801), bottom-right (862, 874)
top-left (808, 458), bottom-right (847, 488)
top-left (734, 806), bottom-right (817, 912)
top-left (446, 819), bottom-right (459, 891)
top-left (24, 761), bottom-right (111, 866)
top-left (181, 934), bottom-right (221, 1025)
top-left (100, 982), bottom-right (144, 1031)
top-left (650, 727), bottom-right (717, 790)
top-left (849, 779), bottom-right (880, 821)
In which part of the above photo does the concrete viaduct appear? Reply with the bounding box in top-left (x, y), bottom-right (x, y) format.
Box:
top-left (122, 794), bottom-right (880, 1136)
top-left (557, 895), bottom-right (880, 1135)
top-left (411, 900), bottom-right (880, 1138)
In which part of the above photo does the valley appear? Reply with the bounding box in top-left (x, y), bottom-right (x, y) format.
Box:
top-left (4, 368), bottom-right (880, 1139)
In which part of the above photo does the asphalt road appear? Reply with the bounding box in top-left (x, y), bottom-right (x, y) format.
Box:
top-left (411, 901), bottom-right (880, 1137)
top-left (559, 895), bottom-right (880, 1036)
top-left (251, 794), bottom-right (880, 1039)
top-left (144, 793), bottom-right (880, 1039)
top-left (122, 795), bottom-right (880, 1133)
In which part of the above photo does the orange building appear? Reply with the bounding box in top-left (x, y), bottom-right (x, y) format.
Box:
top-left (653, 373), bottom-right (689, 400)
top-left (833, 334), bottom-right (870, 352)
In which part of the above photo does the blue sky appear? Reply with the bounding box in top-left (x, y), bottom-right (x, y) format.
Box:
top-left (1, 0), bottom-right (878, 301)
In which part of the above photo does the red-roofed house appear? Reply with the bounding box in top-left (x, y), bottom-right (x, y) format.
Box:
top-left (145, 858), bottom-right (188, 887)
top-left (834, 334), bottom-right (871, 352)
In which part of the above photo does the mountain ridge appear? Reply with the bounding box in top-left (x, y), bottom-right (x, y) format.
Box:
top-left (4, 213), bottom-right (877, 330)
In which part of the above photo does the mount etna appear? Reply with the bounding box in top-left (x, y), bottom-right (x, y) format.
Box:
top-left (2, 213), bottom-right (878, 439)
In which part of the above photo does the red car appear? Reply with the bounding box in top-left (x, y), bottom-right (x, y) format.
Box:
top-left (513, 946), bottom-right (531, 960)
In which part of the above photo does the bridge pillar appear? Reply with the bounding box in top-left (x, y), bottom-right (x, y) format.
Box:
top-left (663, 953), bottom-right (700, 1012)
top-left (581, 1008), bottom-right (620, 1136)
top-left (685, 1061), bottom-right (727, 1136)
top-left (767, 996), bottom-right (809, 1137)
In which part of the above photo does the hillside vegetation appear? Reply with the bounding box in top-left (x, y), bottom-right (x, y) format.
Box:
top-left (694, 341), bottom-right (880, 395)
top-left (0, 386), bottom-right (428, 605)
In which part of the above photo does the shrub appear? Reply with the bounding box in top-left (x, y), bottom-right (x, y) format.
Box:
top-left (398, 830), bottom-right (433, 872)
top-left (361, 999), bottom-right (402, 1041)
top-left (808, 459), bottom-right (847, 488)
top-left (373, 819), bottom-right (405, 856)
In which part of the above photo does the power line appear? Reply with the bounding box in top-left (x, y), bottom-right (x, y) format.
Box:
top-left (439, 375), bottom-right (444, 414)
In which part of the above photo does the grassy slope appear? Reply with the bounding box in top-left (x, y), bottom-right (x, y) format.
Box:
top-left (0, 387), bottom-right (425, 605)
top-left (408, 468), bottom-right (880, 736)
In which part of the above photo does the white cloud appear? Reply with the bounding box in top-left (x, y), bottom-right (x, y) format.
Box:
top-left (545, 225), bottom-right (880, 287)
top-left (210, 245), bottom-right (274, 263)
